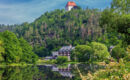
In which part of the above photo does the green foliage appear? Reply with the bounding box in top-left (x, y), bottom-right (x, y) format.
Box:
top-left (124, 45), bottom-right (130, 61)
top-left (19, 38), bottom-right (38, 63)
top-left (91, 59), bottom-right (129, 80)
top-left (33, 46), bottom-right (50, 57)
top-left (0, 40), bottom-right (5, 62)
top-left (90, 42), bottom-right (110, 61)
top-left (1, 31), bottom-right (23, 63)
top-left (112, 46), bottom-right (126, 61)
top-left (0, 31), bottom-right (38, 64)
top-left (124, 53), bottom-right (130, 62)
top-left (0, 41), bottom-right (4, 53)
top-left (72, 42), bottom-right (110, 62)
top-left (0, 66), bottom-right (39, 80)
top-left (97, 33), bottom-right (123, 47)
top-left (56, 56), bottom-right (68, 64)
top-left (100, 0), bottom-right (130, 45)
top-left (71, 45), bottom-right (92, 62)
top-left (111, 0), bottom-right (129, 14)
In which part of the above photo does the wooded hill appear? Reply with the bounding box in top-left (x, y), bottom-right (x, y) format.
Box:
top-left (12, 9), bottom-right (104, 57)
top-left (0, 7), bottom-right (127, 57)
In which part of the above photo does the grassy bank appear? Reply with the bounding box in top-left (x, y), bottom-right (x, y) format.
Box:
top-left (36, 59), bottom-right (80, 65)
top-left (0, 63), bottom-right (33, 67)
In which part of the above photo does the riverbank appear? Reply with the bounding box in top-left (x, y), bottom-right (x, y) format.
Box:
top-left (0, 60), bottom-right (77, 67)
top-left (36, 59), bottom-right (79, 65)
top-left (36, 59), bottom-right (109, 65)
top-left (0, 63), bottom-right (33, 67)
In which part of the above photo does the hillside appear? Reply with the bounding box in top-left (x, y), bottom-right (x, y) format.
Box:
top-left (13, 9), bottom-right (104, 57)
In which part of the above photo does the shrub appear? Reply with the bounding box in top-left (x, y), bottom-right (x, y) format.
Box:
top-left (56, 56), bottom-right (68, 64)
top-left (90, 42), bottom-right (110, 61)
top-left (71, 42), bottom-right (110, 62)
top-left (105, 60), bottom-right (110, 64)
top-left (111, 46), bottom-right (126, 61)
top-left (71, 45), bottom-right (92, 62)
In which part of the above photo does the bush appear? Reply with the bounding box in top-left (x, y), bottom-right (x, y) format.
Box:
top-left (90, 42), bottom-right (110, 61)
top-left (105, 60), bottom-right (110, 64)
top-left (71, 42), bottom-right (110, 62)
top-left (71, 45), bottom-right (92, 62)
top-left (124, 45), bottom-right (130, 61)
top-left (123, 53), bottom-right (130, 62)
top-left (56, 56), bottom-right (68, 64)
top-left (111, 46), bottom-right (126, 61)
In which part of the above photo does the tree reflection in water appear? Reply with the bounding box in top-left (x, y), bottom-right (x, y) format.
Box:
top-left (0, 66), bottom-right (39, 80)
top-left (0, 64), bottom-right (80, 80)
top-left (0, 64), bottom-right (104, 80)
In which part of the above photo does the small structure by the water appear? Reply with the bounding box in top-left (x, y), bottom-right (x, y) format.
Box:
top-left (45, 56), bottom-right (53, 60)
top-left (44, 45), bottom-right (75, 61)
top-left (109, 46), bottom-right (115, 54)
top-left (52, 51), bottom-right (59, 59)
top-left (52, 45), bottom-right (75, 61)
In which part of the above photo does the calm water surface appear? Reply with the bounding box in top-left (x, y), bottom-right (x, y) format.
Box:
top-left (0, 64), bottom-right (104, 80)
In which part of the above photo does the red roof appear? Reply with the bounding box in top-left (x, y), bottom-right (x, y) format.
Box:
top-left (66, 1), bottom-right (76, 7)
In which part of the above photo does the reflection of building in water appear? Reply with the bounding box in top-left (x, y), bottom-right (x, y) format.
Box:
top-left (59, 71), bottom-right (72, 78)
top-left (47, 64), bottom-right (73, 78)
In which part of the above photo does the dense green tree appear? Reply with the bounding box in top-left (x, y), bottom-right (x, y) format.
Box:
top-left (90, 42), bottom-right (110, 61)
top-left (112, 46), bottom-right (126, 61)
top-left (71, 42), bottom-right (110, 62)
top-left (33, 46), bottom-right (50, 57)
top-left (100, 0), bottom-right (130, 45)
top-left (19, 38), bottom-right (38, 63)
top-left (71, 45), bottom-right (92, 62)
top-left (0, 31), bottom-right (38, 64)
top-left (1, 31), bottom-right (23, 63)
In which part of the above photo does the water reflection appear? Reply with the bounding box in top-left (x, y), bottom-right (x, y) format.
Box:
top-left (0, 66), bottom-right (39, 80)
top-left (0, 64), bottom-right (104, 80)
top-left (37, 64), bottom-right (77, 80)
top-left (77, 64), bottom-right (105, 76)
top-left (46, 64), bottom-right (73, 78)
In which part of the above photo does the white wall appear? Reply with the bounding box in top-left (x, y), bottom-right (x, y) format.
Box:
top-left (66, 6), bottom-right (74, 11)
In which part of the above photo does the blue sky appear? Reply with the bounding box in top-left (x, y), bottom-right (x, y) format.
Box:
top-left (0, 0), bottom-right (112, 25)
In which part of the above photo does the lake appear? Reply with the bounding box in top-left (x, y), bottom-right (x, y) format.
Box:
top-left (0, 64), bottom-right (105, 80)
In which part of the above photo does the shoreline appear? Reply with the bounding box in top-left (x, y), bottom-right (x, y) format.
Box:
top-left (0, 63), bottom-right (33, 67)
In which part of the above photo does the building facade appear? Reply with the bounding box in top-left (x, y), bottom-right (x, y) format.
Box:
top-left (65, 1), bottom-right (77, 11)
top-left (52, 45), bottom-right (75, 61)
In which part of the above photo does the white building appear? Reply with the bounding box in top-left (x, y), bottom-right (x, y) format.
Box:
top-left (65, 1), bottom-right (77, 11)
top-left (52, 45), bottom-right (75, 61)
top-left (52, 51), bottom-right (59, 59)
top-left (45, 56), bottom-right (53, 60)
